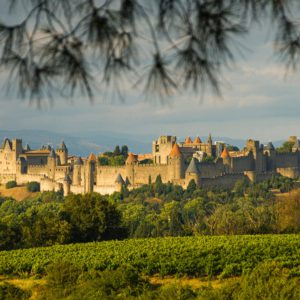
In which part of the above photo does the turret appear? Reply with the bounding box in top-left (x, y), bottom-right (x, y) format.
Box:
top-left (16, 157), bottom-right (27, 174)
top-left (56, 141), bottom-right (68, 165)
top-left (115, 173), bottom-right (125, 192)
top-left (220, 147), bottom-right (231, 166)
top-left (12, 139), bottom-right (23, 157)
top-left (185, 157), bottom-right (200, 186)
top-left (125, 153), bottom-right (138, 186)
top-left (84, 153), bottom-right (96, 193)
top-left (168, 143), bottom-right (184, 181)
top-left (194, 136), bottom-right (202, 145)
top-left (207, 134), bottom-right (213, 156)
top-left (48, 148), bottom-right (57, 179)
top-left (73, 157), bottom-right (83, 186)
top-left (185, 136), bottom-right (193, 144)
top-left (63, 174), bottom-right (72, 196)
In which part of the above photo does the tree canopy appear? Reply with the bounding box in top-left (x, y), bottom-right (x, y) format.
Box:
top-left (0, 0), bottom-right (300, 105)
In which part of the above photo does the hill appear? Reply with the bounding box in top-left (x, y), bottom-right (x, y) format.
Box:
top-left (0, 185), bottom-right (37, 201)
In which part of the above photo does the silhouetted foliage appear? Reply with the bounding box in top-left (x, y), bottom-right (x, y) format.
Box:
top-left (5, 180), bottom-right (17, 189)
top-left (26, 181), bottom-right (40, 192)
top-left (1, 1), bottom-right (300, 104)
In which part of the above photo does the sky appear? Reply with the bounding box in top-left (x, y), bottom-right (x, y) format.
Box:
top-left (0, 4), bottom-right (299, 145)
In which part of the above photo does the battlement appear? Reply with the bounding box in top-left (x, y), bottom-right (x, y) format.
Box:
top-left (1, 135), bottom-right (300, 195)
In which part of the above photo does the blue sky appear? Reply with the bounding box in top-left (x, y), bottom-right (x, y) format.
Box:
top-left (0, 7), bottom-right (299, 144)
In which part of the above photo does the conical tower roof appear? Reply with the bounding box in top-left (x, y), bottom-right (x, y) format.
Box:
top-left (74, 156), bottom-right (83, 165)
top-left (49, 148), bottom-right (56, 158)
top-left (207, 134), bottom-right (212, 144)
top-left (186, 157), bottom-right (200, 174)
top-left (194, 136), bottom-right (202, 144)
top-left (59, 141), bottom-right (67, 151)
top-left (115, 173), bottom-right (125, 184)
top-left (169, 143), bottom-right (182, 158)
top-left (221, 147), bottom-right (230, 159)
top-left (63, 174), bottom-right (72, 183)
top-left (185, 136), bottom-right (193, 144)
top-left (88, 153), bottom-right (96, 161)
top-left (126, 153), bottom-right (138, 164)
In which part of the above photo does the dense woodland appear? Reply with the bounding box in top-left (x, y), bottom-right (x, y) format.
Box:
top-left (0, 175), bottom-right (299, 251)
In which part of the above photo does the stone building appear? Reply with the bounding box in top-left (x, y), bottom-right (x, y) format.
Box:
top-left (0, 135), bottom-right (300, 196)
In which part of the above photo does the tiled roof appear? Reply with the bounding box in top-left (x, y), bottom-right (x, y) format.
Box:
top-left (88, 153), bottom-right (96, 161)
top-left (186, 157), bottom-right (199, 174)
top-left (126, 153), bottom-right (138, 164)
top-left (221, 147), bottom-right (230, 159)
top-left (74, 157), bottom-right (83, 165)
top-left (115, 173), bottom-right (125, 184)
top-left (169, 143), bottom-right (182, 158)
top-left (194, 136), bottom-right (202, 144)
top-left (185, 136), bottom-right (193, 144)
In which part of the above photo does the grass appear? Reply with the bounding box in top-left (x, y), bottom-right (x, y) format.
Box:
top-left (0, 185), bottom-right (38, 201)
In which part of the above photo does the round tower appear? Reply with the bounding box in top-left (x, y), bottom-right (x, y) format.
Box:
top-left (185, 136), bottom-right (193, 145)
top-left (115, 173), bottom-right (125, 193)
top-left (125, 153), bottom-right (138, 186)
top-left (47, 148), bottom-right (57, 180)
top-left (84, 153), bottom-right (96, 193)
top-left (207, 134), bottom-right (213, 156)
top-left (168, 143), bottom-right (184, 181)
top-left (185, 157), bottom-right (200, 186)
top-left (56, 141), bottom-right (68, 165)
top-left (220, 147), bottom-right (231, 166)
top-left (63, 174), bottom-right (72, 196)
top-left (73, 157), bottom-right (83, 185)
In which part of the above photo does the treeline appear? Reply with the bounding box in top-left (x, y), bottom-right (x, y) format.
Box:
top-left (2, 260), bottom-right (300, 300)
top-left (0, 175), bottom-right (299, 251)
top-left (98, 145), bottom-right (129, 166)
top-left (0, 192), bottom-right (125, 250)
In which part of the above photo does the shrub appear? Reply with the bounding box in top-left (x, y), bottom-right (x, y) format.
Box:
top-left (5, 181), bottom-right (17, 189)
top-left (26, 181), bottom-right (40, 192)
top-left (0, 282), bottom-right (30, 300)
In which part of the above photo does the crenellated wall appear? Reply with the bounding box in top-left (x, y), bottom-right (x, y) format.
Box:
top-left (231, 155), bottom-right (254, 173)
top-left (201, 173), bottom-right (249, 189)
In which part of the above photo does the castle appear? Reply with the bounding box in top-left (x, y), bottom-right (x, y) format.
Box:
top-left (0, 135), bottom-right (300, 196)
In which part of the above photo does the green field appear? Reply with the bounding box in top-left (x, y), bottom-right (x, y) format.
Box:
top-left (1, 234), bottom-right (300, 278)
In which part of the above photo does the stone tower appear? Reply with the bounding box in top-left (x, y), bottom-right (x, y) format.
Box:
top-left (12, 139), bottom-right (23, 157)
top-left (84, 153), bottom-right (96, 193)
top-left (168, 143), bottom-right (184, 181)
top-left (265, 142), bottom-right (276, 171)
top-left (207, 134), bottom-right (213, 156)
top-left (115, 173), bottom-right (125, 192)
top-left (220, 147), bottom-right (231, 166)
top-left (63, 174), bottom-right (72, 196)
top-left (47, 149), bottom-right (57, 180)
top-left (125, 153), bottom-right (138, 186)
top-left (185, 157), bottom-right (200, 186)
top-left (73, 157), bottom-right (83, 186)
top-left (152, 136), bottom-right (176, 164)
top-left (56, 141), bottom-right (68, 165)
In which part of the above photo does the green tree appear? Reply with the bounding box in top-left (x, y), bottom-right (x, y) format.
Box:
top-left (114, 145), bottom-right (121, 156)
top-left (121, 145), bottom-right (129, 157)
top-left (62, 193), bottom-right (122, 242)
top-left (277, 141), bottom-right (294, 153)
top-left (185, 179), bottom-right (197, 198)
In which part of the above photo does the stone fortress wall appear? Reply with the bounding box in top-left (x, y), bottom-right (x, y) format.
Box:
top-left (0, 134), bottom-right (300, 196)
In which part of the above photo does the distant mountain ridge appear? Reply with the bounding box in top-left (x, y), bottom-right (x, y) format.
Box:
top-left (0, 129), bottom-right (286, 157)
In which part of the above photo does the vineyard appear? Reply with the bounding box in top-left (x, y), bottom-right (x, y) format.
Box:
top-left (1, 235), bottom-right (300, 278)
